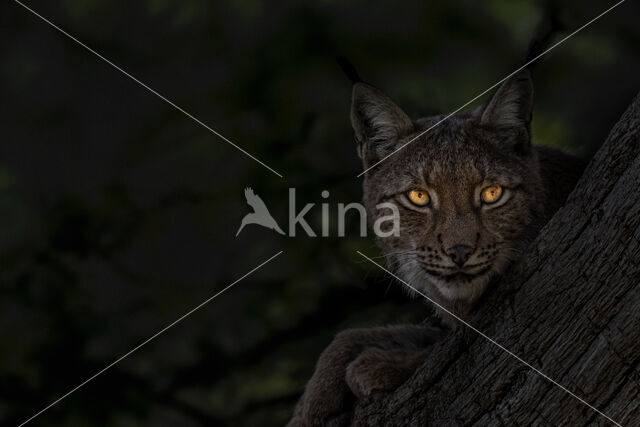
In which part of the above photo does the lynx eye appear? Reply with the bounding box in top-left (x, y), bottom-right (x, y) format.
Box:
top-left (481, 185), bottom-right (503, 204)
top-left (407, 190), bottom-right (430, 207)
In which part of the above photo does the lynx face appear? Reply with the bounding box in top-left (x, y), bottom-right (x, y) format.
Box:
top-left (352, 71), bottom-right (546, 319)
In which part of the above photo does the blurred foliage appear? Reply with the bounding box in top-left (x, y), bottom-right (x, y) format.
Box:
top-left (0, 0), bottom-right (639, 425)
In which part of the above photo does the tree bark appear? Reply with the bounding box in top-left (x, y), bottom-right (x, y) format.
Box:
top-left (352, 92), bottom-right (640, 426)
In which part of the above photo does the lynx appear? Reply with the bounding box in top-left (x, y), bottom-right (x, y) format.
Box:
top-left (288, 70), bottom-right (584, 426)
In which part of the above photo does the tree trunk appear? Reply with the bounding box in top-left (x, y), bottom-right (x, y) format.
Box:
top-left (352, 92), bottom-right (640, 426)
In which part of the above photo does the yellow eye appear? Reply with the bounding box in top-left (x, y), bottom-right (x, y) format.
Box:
top-left (481, 185), bottom-right (503, 204)
top-left (407, 190), bottom-right (430, 207)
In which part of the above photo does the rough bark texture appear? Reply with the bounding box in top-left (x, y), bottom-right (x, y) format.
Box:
top-left (352, 92), bottom-right (640, 426)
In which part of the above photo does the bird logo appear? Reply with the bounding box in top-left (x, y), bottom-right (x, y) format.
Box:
top-left (236, 187), bottom-right (285, 236)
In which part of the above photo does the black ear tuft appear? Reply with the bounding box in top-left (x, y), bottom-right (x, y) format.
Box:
top-left (525, 2), bottom-right (565, 68)
top-left (337, 56), bottom-right (363, 84)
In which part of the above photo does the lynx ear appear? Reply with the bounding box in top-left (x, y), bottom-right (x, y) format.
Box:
top-left (480, 70), bottom-right (533, 130)
top-left (351, 83), bottom-right (413, 165)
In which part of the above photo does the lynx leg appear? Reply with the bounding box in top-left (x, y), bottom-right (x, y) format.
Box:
top-left (290, 323), bottom-right (445, 426)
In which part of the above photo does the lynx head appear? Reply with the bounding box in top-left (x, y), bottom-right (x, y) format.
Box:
top-left (352, 71), bottom-right (545, 322)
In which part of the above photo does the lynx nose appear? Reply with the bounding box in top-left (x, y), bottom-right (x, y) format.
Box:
top-left (446, 245), bottom-right (473, 268)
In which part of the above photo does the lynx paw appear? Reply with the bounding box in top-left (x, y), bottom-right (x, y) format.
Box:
top-left (345, 348), bottom-right (413, 398)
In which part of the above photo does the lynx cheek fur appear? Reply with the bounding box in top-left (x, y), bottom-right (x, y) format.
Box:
top-left (353, 70), bottom-right (583, 324)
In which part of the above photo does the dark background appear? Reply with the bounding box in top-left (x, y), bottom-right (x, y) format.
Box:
top-left (1, 0), bottom-right (639, 425)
